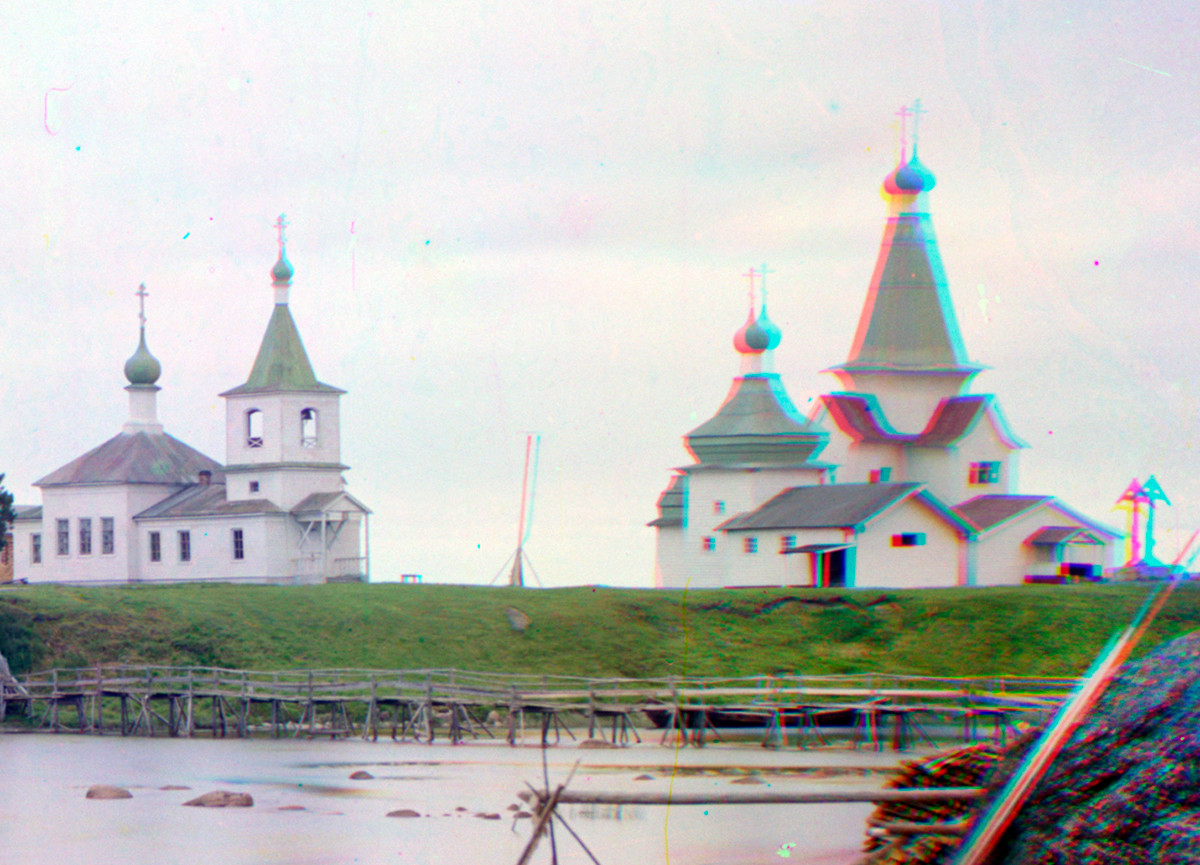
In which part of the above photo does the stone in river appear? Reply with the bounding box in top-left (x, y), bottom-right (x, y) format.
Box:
top-left (731, 776), bottom-right (764, 785)
top-left (86, 785), bottom-right (132, 800)
top-left (349, 770), bottom-right (374, 780)
top-left (183, 790), bottom-right (254, 807)
top-left (387, 809), bottom-right (422, 818)
top-left (634, 774), bottom-right (655, 781)
top-left (475, 812), bottom-right (502, 820)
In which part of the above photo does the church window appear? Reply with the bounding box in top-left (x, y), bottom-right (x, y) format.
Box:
top-left (79, 518), bottom-right (92, 555)
top-left (780, 535), bottom-right (796, 553)
top-left (178, 530), bottom-right (191, 562)
top-left (249, 481), bottom-right (260, 493)
top-left (713, 501), bottom-right (725, 515)
top-left (969, 461), bottom-right (1000, 485)
top-left (56, 519), bottom-right (69, 556)
top-left (149, 532), bottom-right (161, 563)
top-left (232, 528), bottom-right (244, 561)
top-left (701, 536), bottom-right (716, 552)
top-left (869, 467), bottom-right (893, 483)
top-left (101, 518), bottom-right (115, 555)
top-left (300, 408), bottom-right (318, 448)
top-left (891, 533), bottom-right (926, 547)
top-left (744, 537), bottom-right (758, 554)
top-left (31, 534), bottom-right (41, 564)
top-left (246, 409), bottom-right (264, 448)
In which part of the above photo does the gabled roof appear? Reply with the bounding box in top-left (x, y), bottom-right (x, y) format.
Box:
top-left (717, 482), bottom-right (929, 532)
top-left (291, 491), bottom-right (372, 516)
top-left (820, 393), bottom-right (1026, 449)
top-left (134, 483), bottom-right (284, 519)
top-left (953, 495), bottom-right (1053, 531)
top-left (36, 431), bottom-right (223, 487)
top-left (220, 304), bottom-right (343, 396)
top-left (685, 374), bottom-right (826, 466)
top-left (13, 505), bottom-right (42, 521)
top-left (1027, 527), bottom-right (1103, 546)
top-left (954, 495), bottom-right (1121, 541)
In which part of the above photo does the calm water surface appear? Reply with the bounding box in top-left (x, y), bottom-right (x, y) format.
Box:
top-left (0, 734), bottom-right (897, 864)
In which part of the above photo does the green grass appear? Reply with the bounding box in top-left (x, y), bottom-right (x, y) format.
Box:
top-left (1, 581), bottom-right (1198, 679)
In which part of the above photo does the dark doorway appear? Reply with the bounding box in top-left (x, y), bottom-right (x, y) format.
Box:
top-left (825, 549), bottom-right (848, 588)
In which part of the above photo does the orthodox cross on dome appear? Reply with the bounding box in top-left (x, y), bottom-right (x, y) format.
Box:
top-left (136, 282), bottom-right (148, 328)
top-left (743, 266), bottom-right (758, 309)
top-left (910, 98), bottom-right (927, 158)
top-left (895, 104), bottom-right (913, 163)
top-left (275, 213), bottom-right (289, 254)
top-left (759, 262), bottom-right (775, 309)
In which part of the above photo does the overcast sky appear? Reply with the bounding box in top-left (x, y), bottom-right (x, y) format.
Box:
top-left (3, 1), bottom-right (1199, 585)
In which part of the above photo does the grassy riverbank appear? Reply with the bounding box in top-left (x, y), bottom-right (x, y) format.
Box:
top-left (1, 581), bottom-right (1197, 678)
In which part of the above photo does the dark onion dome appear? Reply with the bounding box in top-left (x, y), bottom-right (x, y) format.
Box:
top-left (883, 154), bottom-right (937, 195)
top-left (272, 251), bottom-right (294, 283)
top-left (756, 305), bottom-right (782, 351)
top-left (124, 329), bottom-right (162, 385)
top-left (733, 310), bottom-right (769, 354)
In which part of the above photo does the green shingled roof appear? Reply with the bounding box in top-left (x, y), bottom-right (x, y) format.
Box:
top-left (837, 213), bottom-right (979, 374)
top-left (685, 374), bottom-right (827, 465)
top-left (221, 304), bottom-right (343, 396)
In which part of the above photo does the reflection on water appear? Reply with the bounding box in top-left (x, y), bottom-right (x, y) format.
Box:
top-left (0, 734), bottom-right (874, 865)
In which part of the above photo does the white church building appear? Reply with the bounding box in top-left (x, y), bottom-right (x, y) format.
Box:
top-left (651, 136), bottom-right (1118, 589)
top-left (12, 226), bottom-right (370, 585)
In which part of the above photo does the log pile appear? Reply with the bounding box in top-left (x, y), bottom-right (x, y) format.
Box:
top-left (988, 630), bottom-right (1200, 865)
top-left (861, 742), bottom-right (1007, 864)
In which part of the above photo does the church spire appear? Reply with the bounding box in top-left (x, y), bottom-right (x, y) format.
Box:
top-left (827, 105), bottom-right (981, 432)
top-left (123, 283), bottom-right (164, 433)
top-left (833, 104), bottom-right (977, 377)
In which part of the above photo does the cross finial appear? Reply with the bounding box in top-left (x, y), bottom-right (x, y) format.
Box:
top-left (759, 263), bottom-right (775, 310)
top-left (275, 213), bottom-right (289, 254)
top-left (910, 98), bottom-right (927, 159)
top-left (895, 104), bottom-right (913, 163)
top-left (136, 283), bottom-right (148, 328)
top-left (743, 266), bottom-right (758, 310)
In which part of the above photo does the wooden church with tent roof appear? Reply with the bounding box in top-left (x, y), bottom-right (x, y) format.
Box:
top-left (649, 111), bottom-right (1119, 589)
top-left (11, 219), bottom-right (371, 585)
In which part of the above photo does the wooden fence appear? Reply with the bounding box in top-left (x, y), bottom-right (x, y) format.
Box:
top-left (0, 665), bottom-right (1074, 748)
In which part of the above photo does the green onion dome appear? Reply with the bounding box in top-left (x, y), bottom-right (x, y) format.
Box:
top-left (124, 329), bottom-right (162, 385)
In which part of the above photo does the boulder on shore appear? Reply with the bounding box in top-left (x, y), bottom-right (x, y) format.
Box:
top-left (86, 785), bottom-right (132, 800)
top-left (183, 790), bottom-right (254, 808)
top-left (387, 808), bottom-right (422, 818)
top-left (349, 770), bottom-right (374, 780)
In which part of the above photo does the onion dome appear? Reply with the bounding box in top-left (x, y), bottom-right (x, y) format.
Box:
top-left (733, 310), bottom-right (769, 354)
top-left (124, 329), bottom-right (162, 385)
top-left (272, 251), bottom-right (294, 284)
top-left (756, 304), bottom-right (782, 351)
top-left (884, 153), bottom-right (937, 195)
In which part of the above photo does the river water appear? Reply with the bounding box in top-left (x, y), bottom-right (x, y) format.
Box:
top-left (0, 733), bottom-right (905, 864)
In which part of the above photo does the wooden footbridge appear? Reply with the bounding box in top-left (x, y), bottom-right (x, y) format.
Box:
top-left (0, 665), bottom-right (1074, 749)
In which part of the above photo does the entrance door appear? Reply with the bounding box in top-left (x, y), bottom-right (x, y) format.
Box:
top-left (825, 549), bottom-right (847, 588)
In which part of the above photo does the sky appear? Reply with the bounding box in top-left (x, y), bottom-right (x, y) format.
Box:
top-left (3, 1), bottom-right (1200, 586)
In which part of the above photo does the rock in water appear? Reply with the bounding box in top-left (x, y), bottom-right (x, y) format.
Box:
top-left (991, 631), bottom-right (1200, 865)
top-left (349, 770), bottom-right (374, 780)
top-left (387, 809), bottom-right (421, 818)
top-left (86, 785), bottom-right (132, 800)
top-left (183, 790), bottom-right (254, 808)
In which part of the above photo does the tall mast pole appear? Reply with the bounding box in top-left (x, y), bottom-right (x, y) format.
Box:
top-left (509, 433), bottom-right (534, 587)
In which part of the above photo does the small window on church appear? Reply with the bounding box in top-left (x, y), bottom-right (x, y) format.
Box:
top-left (149, 531), bottom-right (161, 563)
top-left (101, 518), bottom-right (114, 555)
top-left (891, 533), bottom-right (926, 547)
top-left (31, 534), bottom-right (41, 564)
top-left (232, 528), bottom-right (244, 561)
top-left (179, 530), bottom-right (191, 563)
top-left (249, 481), bottom-right (260, 493)
top-left (713, 501), bottom-right (725, 515)
top-left (300, 408), bottom-right (318, 448)
top-left (246, 409), bottom-right (264, 448)
top-left (780, 535), bottom-right (796, 553)
top-left (79, 518), bottom-right (92, 555)
top-left (744, 537), bottom-right (758, 554)
top-left (56, 519), bottom-right (69, 556)
top-left (969, 461), bottom-right (1000, 485)
top-left (869, 467), bottom-right (893, 483)
top-left (701, 536), bottom-right (716, 552)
